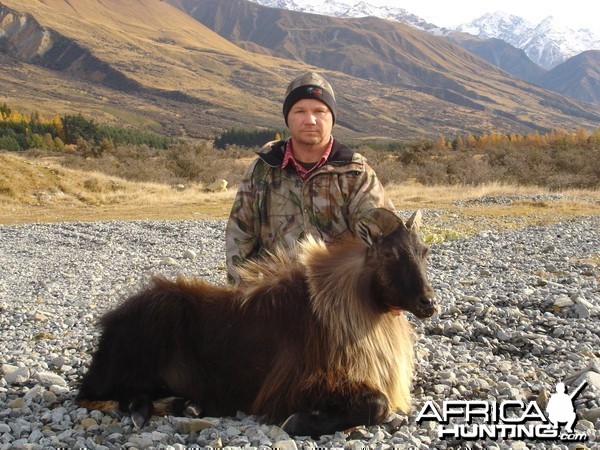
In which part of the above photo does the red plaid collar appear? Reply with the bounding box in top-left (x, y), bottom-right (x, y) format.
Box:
top-left (282, 137), bottom-right (333, 180)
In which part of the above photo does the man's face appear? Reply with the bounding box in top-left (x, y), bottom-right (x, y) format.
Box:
top-left (287, 99), bottom-right (333, 148)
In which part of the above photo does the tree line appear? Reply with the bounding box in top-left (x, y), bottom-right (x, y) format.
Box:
top-left (0, 104), bottom-right (288, 153)
top-left (4, 102), bottom-right (598, 153)
top-left (0, 103), bottom-right (175, 152)
top-left (213, 127), bottom-right (288, 149)
top-left (444, 128), bottom-right (600, 150)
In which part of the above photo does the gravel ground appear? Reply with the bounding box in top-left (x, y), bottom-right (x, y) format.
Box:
top-left (1, 202), bottom-right (598, 449)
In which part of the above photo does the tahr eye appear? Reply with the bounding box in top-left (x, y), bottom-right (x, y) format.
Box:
top-left (382, 251), bottom-right (395, 259)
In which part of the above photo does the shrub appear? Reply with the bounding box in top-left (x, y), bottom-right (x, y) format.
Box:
top-left (0, 135), bottom-right (21, 151)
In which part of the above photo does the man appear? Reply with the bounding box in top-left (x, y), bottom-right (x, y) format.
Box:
top-left (226, 72), bottom-right (394, 284)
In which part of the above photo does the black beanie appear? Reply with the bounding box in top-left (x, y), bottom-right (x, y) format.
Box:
top-left (282, 72), bottom-right (337, 125)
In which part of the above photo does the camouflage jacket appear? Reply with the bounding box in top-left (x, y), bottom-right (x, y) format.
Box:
top-left (225, 139), bottom-right (394, 284)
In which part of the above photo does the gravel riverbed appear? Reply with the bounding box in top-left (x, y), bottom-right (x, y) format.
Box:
top-left (1, 205), bottom-right (598, 449)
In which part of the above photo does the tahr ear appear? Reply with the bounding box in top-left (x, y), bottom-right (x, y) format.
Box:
top-left (355, 208), bottom-right (401, 247)
top-left (356, 220), bottom-right (378, 247)
top-left (405, 210), bottom-right (422, 231)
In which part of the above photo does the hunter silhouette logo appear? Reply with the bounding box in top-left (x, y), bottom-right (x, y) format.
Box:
top-left (416, 381), bottom-right (589, 442)
top-left (546, 382), bottom-right (586, 433)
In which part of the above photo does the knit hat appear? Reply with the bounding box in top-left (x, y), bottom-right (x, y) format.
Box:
top-left (282, 72), bottom-right (337, 125)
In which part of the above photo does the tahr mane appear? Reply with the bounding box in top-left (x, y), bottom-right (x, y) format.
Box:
top-left (298, 235), bottom-right (414, 413)
top-left (238, 234), bottom-right (414, 413)
top-left (235, 242), bottom-right (306, 304)
top-left (299, 235), bottom-right (376, 335)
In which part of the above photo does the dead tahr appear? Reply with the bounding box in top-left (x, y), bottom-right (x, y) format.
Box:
top-left (76, 208), bottom-right (436, 437)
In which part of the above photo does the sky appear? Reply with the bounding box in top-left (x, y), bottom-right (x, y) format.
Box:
top-left (383, 0), bottom-right (599, 32)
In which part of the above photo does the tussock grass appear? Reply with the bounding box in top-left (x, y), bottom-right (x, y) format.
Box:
top-left (1, 152), bottom-right (598, 233)
top-left (0, 153), bottom-right (235, 224)
top-left (388, 182), bottom-right (519, 208)
top-left (382, 182), bottom-right (598, 238)
top-left (385, 181), bottom-right (599, 209)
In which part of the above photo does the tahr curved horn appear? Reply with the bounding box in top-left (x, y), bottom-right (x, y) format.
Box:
top-left (405, 210), bottom-right (422, 231)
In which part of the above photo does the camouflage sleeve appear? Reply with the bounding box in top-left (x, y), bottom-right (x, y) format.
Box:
top-left (347, 161), bottom-right (395, 231)
top-left (225, 160), bottom-right (261, 285)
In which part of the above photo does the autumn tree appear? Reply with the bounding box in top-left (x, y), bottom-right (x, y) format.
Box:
top-left (0, 103), bottom-right (11, 121)
top-left (435, 135), bottom-right (448, 150)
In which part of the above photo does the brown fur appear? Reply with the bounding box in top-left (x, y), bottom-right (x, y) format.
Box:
top-left (77, 209), bottom-right (435, 437)
top-left (243, 236), bottom-right (415, 416)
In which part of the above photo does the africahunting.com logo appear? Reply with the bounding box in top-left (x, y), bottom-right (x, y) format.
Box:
top-left (416, 381), bottom-right (589, 442)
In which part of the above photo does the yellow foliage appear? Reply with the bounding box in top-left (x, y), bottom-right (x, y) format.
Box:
top-left (452, 127), bottom-right (598, 150)
top-left (0, 105), bottom-right (61, 127)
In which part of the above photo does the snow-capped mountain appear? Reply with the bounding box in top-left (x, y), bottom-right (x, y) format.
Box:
top-left (249, 1), bottom-right (600, 70)
top-left (250, 0), bottom-right (347, 19)
top-left (251, 0), bottom-right (447, 34)
top-left (457, 13), bottom-right (600, 70)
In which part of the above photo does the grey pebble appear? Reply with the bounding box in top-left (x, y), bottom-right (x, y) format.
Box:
top-left (0, 205), bottom-right (598, 449)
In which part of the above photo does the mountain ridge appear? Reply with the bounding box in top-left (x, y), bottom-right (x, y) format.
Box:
top-left (1, 0), bottom-right (599, 142)
top-left (0, 0), bottom-right (293, 138)
top-left (248, 1), bottom-right (600, 105)
top-left (446, 33), bottom-right (547, 85)
top-left (456, 13), bottom-right (600, 70)
top-left (536, 50), bottom-right (600, 105)
top-left (250, 1), bottom-right (600, 70)
top-left (169, 0), bottom-right (600, 123)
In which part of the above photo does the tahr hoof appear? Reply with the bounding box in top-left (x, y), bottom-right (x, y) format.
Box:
top-left (281, 411), bottom-right (326, 438)
top-left (184, 401), bottom-right (202, 417)
top-left (129, 395), bottom-right (153, 429)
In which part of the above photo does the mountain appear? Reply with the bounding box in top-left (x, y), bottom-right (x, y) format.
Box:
top-left (249, 1), bottom-right (600, 70)
top-left (447, 33), bottom-right (546, 84)
top-left (445, 36), bottom-right (600, 106)
top-left (456, 13), bottom-right (600, 70)
top-left (248, 1), bottom-right (600, 104)
top-left (167, 0), bottom-right (600, 126)
top-left (1, 0), bottom-right (600, 142)
top-left (453, 15), bottom-right (600, 105)
top-left (0, 0), bottom-right (291, 138)
top-left (536, 51), bottom-right (600, 105)
top-left (252, 0), bottom-right (445, 33)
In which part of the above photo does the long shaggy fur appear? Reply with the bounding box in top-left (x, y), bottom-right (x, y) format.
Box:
top-left (77, 209), bottom-right (434, 437)
top-left (236, 236), bottom-right (414, 417)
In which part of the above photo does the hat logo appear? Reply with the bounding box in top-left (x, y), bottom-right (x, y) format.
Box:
top-left (306, 87), bottom-right (323, 96)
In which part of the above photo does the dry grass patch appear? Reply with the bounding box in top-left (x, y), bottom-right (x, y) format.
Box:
top-left (387, 181), bottom-right (600, 237)
top-left (1, 153), bottom-right (598, 233)
top-left (386, 182), bottom-right (598, 209)
top-left (0, 152), bottom-right (235, 224)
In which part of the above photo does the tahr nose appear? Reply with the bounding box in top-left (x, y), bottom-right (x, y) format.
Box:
top-left (418, 296), bottom-right (434, 309)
